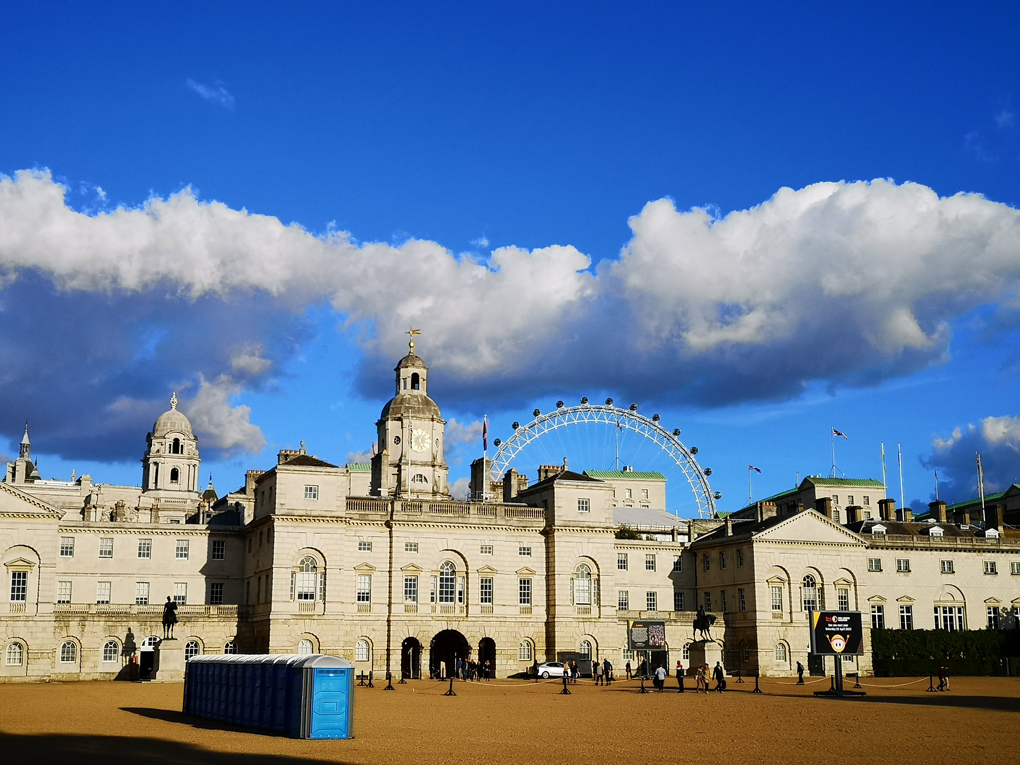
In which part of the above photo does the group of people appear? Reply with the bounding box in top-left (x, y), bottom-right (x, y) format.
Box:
top-left (937, 666), bottom-right (951, 691)
top-left (558, 658), bottom-right (614, 684)
top-left (451, 658), bottom-right (490, 681)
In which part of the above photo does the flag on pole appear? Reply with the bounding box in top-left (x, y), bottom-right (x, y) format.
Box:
top-left (832, 428), bottom-right (848, 439)
top-left (616, 418), bottom-right (623, 431)
top-left (748, 465), bottom-right (761, 473)
top-left (482, 417), bottom-right (488, 451)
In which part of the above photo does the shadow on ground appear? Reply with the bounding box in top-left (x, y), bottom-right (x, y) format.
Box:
top-left (0, 732), bottom-right (351, 765)
top-left (121, 707), bottom-right (287, 737)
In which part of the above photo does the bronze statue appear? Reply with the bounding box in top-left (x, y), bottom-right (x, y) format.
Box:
top-left (162, 596), bottom-right (178, 639)
top-left (693, 604), bottom-right (716, 641)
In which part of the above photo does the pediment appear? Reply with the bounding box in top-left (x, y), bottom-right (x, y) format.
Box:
top-left (477, 565), bottom-right (499, 575)
top-left (353, 562), bottom-right (377, 573)
top-left (400, 563), bottom-right (423, 574)
top-left (984, 597), bottom-right (1002, 605)
top-left (0, 483), bottom-right (63, 518)
top-left (3, 556), bottom-right (36, 569)
top-left (752, 510), bottom-right (867, 546)
top-left (896, 596), bottom-right (915, 603)
top-left (867, 595), bottom-right (887, 603)
top-left (766, 575), bottom-right (787, 585)
top-left (517, 566), bottom-right (536, 576)
top-left (833, 578), bottom-right (854, 588)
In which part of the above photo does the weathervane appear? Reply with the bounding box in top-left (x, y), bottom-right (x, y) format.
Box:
top-left (406, 327), bottom-right (421, 354)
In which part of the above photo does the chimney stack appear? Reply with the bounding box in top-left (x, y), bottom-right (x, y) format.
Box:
top-left (503, 468), bottom-right (519, 502)
top-left (929, 500), bottom-right (948, 524)
top-left (985, 503), bottom-right (1005, 531)
top-left (844, 506), bottom-right (859, 525)
top-left (815, 496), bottom-right (834, 520)
top-left (878, 498), bottom-right (896, 522)
top-left (725, 516), bottom-right (733, 536)
top-left (953, 509), bottom-right (971, 527)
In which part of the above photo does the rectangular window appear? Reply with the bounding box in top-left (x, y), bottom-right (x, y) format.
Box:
top-left (703, 554), bottom-right (710, 572)
top-left (430, 576), bottom-right (437, 604)
top-left (1012, 562), bottom-right (1020, 576)
top-left (258, 577), bottom-right (263, 604)
top-left (245, 580), bottom-right (250, 605)
top-left (577, 497), bottom-right (590, 513)
top-left (847, 495), bottom-right (854, 505)
top-left (837, 589), bottom-right (850, 611)
top-left (480, 544), bottom-right (493, 555)
top-left (941, 559), bottom-right (954, 574)
top-left (480, 577), bottom-right (493, 605)
top-left (405, 542), bottom-right (419, 553)
top-left (9, 571), bottom-right (27, 602)
top-left (304, 484), bottom-right (318, 500)
top-left (871, 604), bottom-right (885, 629)
top-left (96, 581), bottom-right (111, 604)
top-left (60, 537), bottom-right (75, 558)
top-left (641, 488), bottom-right (649, 500)
top-left (259, 531), bottom-right (263, 548)
top-left (99, 538), bottom-right (114, 558)
top-left (673, 591), bottom-right (684, 611)
top-left (899, 604), bottom-right (913, 630)
top-left (175, 539), bottom-right (189, 560)
top-left (518, 578), bottom-right (532, 606)
top-left (720, 590), bottom-right (727, 613)
top-left (457, 576), bottom-right (465, 605)
top-left (736, 549), bottom-right (744, 568)
top-left (646, 591), bottom-right (658, 611)
top-left (618, 590), bottom-right (630, 610)
top-left (136, 581), bottom-right (149, 605)
top-left (618, 553), bottom-right (628, 571)
top-left (833, 509), bottom-right (841, 523)
top-left (719, 551), bottom-right (726, 570)
top-left (625, 488), bottom-right (632, 499)
top-left (174, 582), bottom-right (187, 604)
top-left (771, 585), bottom-right (783, 613)
top-left (673, 555), bottom-right (682, 572)
top-left (987, 606), bottom-right (1000, 630)
top-left (209, 582), bottom-right (224, 605)
top-left (356, 574), bottom-right (371, 603)
top-left (868, 557), bottom-right (882, 572)
top-left (863, 495), bottom-right (870, 506)
top-left (211, 540), bottom-right (225, 561)
top-left (738, 588), bottom-right (746, 611)
top-left (404, 575), bottom-right (418, 604)
top-left (645, 554), bottom-right (656, 572)
top-left (519, 546), bottom-right (531, 557)
top-left (57, 581), bottom-right (71, 604)
top-left (984, 560), bottom-right (998, 575)
top-left (296, 566), bottom-right (316, 601)
top-left (934, 605), bottom-right (965, 631)
top-left (896, 558), bottom-right (910, 573)
top-left (832, 494), bottom-right (839, 505)
top-left (137, 539), bottom-right (152, 559)
top-left (358, 541), bottom-right (372, 552)
top-left (704, 591), bottom-right (712, 611)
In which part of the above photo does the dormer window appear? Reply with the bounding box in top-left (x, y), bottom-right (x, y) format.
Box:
top-left (929, 526), bottom-right (944, 537)
top-left (871, 524), bottom-right (887, 536)
top-left (985, 528), bottom-right (1000, 539)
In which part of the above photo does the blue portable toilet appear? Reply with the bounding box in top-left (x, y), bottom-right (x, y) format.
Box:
top-left (184, 654), bottom-right (355, 739)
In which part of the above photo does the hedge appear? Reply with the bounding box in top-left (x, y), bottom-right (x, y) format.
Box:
top-left (870, 628), bottom-right (1020, 676)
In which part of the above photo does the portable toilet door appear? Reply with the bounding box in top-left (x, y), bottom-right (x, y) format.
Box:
top-left (299, 656), bottom-right (355, 740)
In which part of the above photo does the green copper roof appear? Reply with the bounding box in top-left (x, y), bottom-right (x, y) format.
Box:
top-left (946, 484), bottom-right (1020, 512)
top-left (583, 470), bottom-right (666, 481)
top-left (347, 463), bottom-right (372, 473)
top-left (802, 476), bottom-right (886, 488)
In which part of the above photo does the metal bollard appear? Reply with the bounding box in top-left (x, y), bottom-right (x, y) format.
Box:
top-left (357, 672), bottom-right (366, 687)
top-left (384, 671), bottom-right (395, 691)
top-left (559, 674), bottom-right (571, 695)
top-left (443, 676), bottom-right (457, 696)
top-left (853, 673), bottom-right (861, 690)
top-left (398, 671), bottom-right (407, 684)
top-left (367, 670), bottom-right (375, 688)
top-left (752, 670), bottom-right (762, 694)
top-left (736, 669), bottom-right (744, 684)
top-left (926, 674), bottom-right (937, 692)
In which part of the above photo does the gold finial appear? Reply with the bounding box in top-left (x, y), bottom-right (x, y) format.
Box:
top-left (406, 327), bottom-right (421, 354)
top-left (170, 392), bottom-right (178, 410)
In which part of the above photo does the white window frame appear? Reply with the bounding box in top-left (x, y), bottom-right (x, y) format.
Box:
top-left (868, 557), bottom-right (882, 572)
top-left (871, 604), bottom-right (885, 629)
top-left (137, 539), bottom-right (152, 559)
top-left (175, 539), bottom-right (189, 560)
top-left (60, 537), bottom-right (75, 558)
top-left (6, 643), bottom-right (24, 666)
top-left (899, 604), bottom-right (913, 630)
top-left (356, 574), bottom-right (372, 603)
top-left (738, 588), bottom-right (746, 612)
top-left (518, 578), bottom-right (532, 606)
top-left (355, 640), bottom-right (370, 662)
top-left (96, 581), bottom-right (111, 605)
top-left (674, 591), bottom-right (684, 611)
top-left (57, 580), bottom-right (72, 604)
top-left (618, 590), bottom-right (629, 610)
top-left (646, 591), bottom-right (657, 611)
top-left (135, 581), bottom-right (150, 605)
top-left (617, 553), bottom-right (628, 571)
top-left (577, 497), bottom-right (590, 513)
top-left (645, 554), bottom-right (656, 572)
top-left (518, 641), bottom-right (532, 661)
top-left (480, 576), bottom-right (493, 605)
top-left (358, 541), bottom-right (373, 553)
top-left (174, 582), bottom-right (187, 605)
top-left (404, 575), bottom-right (418, 604)
top-left (209, 582), bottom-right (224, 605)
top-left (480, 544), bottom-right (493, 555)
top-left (896, 558), bottom-right (910, 573)
top-left (941, 559), bottom-right (954, 574)
top-left (405, 542), bottom-right (419, 553)
top-left (211, 540), bottom-right (225, 560)
top-left (99, 538), bottom-right (114, 558)
top-left (984, 560), bottom-right (998, 575)
top-left (519, 546), bottom-right (532, 557)
top-left (304, 484), bottom-right (319, 500)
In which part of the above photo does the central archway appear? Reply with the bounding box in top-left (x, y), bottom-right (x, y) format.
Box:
top-left (478, 637), bottom-right (496, 678)
top-left (429, 629), bottom-right (470, 679)
top-left (402, 637), bottom-right (422, 680)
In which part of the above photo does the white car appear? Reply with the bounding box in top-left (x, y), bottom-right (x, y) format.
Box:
top-left (537, 661), bottom-right (566, 678)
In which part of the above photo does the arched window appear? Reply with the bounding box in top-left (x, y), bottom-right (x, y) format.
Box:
top-left (355, 640), bottom-right (370, 662)
top-left (102, 641), bottom-right (119, 663)
top-left (802, 575), bottom-right (817, 612)
top-left (60, 641), bottom-right (77, 663)
top-left (574, 564), bottom-right (592, 606)
top-left (579, 640), bottom-right (592, 660)
top-left (412, 473), bottom-right (428, 484)
top-left (185, 641), bottom-right (201, 660)
top-left (224, 641), bottom-right (238, 654)
top-left (411, 373), bottom-right (420, 390)
top-left (775, 643), bottom-right (788, 663)
top-left (170, 467), bottom-right (180, 485)
top-left (5, 643), bottom-right (24, 666)
top-left (297, 556), bottom-right (318, 601)
top-left (172, 438), bottom-right (181, 454)
top-left (298, 639), bottom-right (314, 655)
top-left (518, 641), bottom-right (532, 661)
top-left (142, 636), bottom-right (161, 649)
top-left (438, 561), bottom-right (456, 604)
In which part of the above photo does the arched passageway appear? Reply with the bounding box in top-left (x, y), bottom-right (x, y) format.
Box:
top-left (429, 630), bottom-right (470, 679)
top-left (478, 637), bottom-right (496, 678)
top-left (402, 637), bottom-right (422, 679)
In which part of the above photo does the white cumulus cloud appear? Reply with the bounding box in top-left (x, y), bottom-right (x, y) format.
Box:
top-left (183, 375), bottom-right (266, 454)
top-left (186, 79), bottom-right (235, 109)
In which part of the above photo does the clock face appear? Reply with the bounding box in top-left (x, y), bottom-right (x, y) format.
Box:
top-left (411, 428), bottom-right (430, 453)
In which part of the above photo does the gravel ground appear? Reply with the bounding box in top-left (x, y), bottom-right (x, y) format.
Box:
top-left (1, 675), bottom-right (1018, 765)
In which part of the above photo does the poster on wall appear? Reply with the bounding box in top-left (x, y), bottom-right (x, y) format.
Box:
top-left (809, 611), bottom-right (864, 655)
top-left (628, 620), bottom-right (667, 651)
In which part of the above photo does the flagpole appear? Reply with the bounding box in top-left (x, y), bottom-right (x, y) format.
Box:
top-left (977, 453), bottom-right (985, 512)
top-left (830, 428), bottom-right (836, 479)
top-left (934, 469), bottom-right (939, 501)
top-left (748, 467), bottom-right (753, 506)
top-left (897, 443), bottom-right (904, 521)
top-left (482, 414), bottom-right (488, 502)
top-left (881, 443), bottom-right (887, 490)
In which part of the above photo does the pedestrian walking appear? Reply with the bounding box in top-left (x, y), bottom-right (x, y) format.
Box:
top-left (676, 661), bottom-right (685, 692)
top-left (625, 661), bottom-right (632, 680)
top-left (654, 664), bottom-right (667, 692)
top-left (713, 661), bottom-right (725, 692)
top-left (796, 661), bottom-right (804, 684)
top-left (603, 658), bottom-right (613, 686)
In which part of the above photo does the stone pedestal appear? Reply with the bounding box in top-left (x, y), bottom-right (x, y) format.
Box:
top-left (687, 640), bottom-right (723, 675)
top-left (153, 638), bottom-right (185, 682)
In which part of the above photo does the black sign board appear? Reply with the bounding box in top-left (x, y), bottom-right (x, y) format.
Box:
top-left (628, 620), bottom-right (666, 651)
top-left (809, 611), bottom-right (864, 655)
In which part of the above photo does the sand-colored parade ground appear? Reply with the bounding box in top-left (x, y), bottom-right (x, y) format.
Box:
top-left (2, 675), bottom-right (1018, 765)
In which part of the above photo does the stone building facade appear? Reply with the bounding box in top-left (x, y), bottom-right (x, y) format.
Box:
top-left (3, 346), bottom-right (1020, 682)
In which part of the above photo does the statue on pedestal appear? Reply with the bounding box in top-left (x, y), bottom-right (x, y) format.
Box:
top-left (162, 596), bottom-right (178, 639)
top-left (693, 605), bottom-right (716, 641)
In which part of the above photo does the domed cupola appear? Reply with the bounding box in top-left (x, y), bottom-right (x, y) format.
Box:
top-left (141, 392), bottom-right (201, 498)
top-left (371, 332), bottom-right (449, 499)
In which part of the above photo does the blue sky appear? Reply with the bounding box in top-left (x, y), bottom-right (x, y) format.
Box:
top-left (2, 2), bottom-right (1019, 514)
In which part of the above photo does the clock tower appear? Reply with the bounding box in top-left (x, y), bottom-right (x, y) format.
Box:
top-left (370, 336), bottom-right (449, 498)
